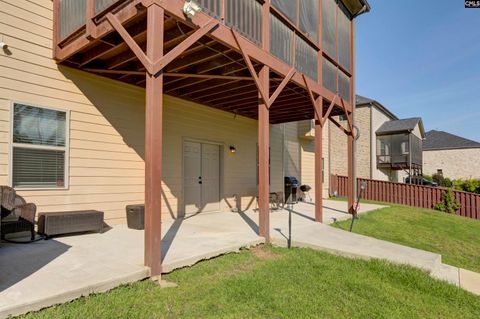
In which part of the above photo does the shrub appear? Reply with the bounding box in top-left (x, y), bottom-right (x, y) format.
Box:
top-left (434, 188), bottom-right (461, 214)
top-left (423, 175), bottom-right (433, 182)
top-left (432, 174), bottom-right (453, 187)
top-left (454, 179), bottom-right (480, 194)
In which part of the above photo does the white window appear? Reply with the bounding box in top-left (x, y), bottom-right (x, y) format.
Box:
top-left (11, 103), bottom-right (69, 189)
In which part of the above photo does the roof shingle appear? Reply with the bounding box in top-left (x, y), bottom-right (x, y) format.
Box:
top-left (376, 118), bottom-right (424, 136)
top-left (423, 130), bottom-right (480, 150)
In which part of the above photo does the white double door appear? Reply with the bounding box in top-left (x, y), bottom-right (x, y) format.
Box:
top-left (183, 141), bottom-right (221, 215)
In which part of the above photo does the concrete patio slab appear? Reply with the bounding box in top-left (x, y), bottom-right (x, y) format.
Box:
top-left (1, 199), bottom-right (478, 318)
top-left (0, 212), bottom-right (263, 319)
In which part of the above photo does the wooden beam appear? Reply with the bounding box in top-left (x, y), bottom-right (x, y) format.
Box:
top-left (232, 31), bottom-right (270, 107)
top-left (321, 95), bottom-right (338, 127)
top-left (314, 96), bottom-right (323, 223)
top-left (164, 73), bottom-right (251, 81)
top-left (152, 19), bottom-right (219, 74)
top-left (84, 68), bottom-right (145, 75)
top-left (144, 3), bottom-right (163, 279)
top-left (340, 97), bottom-right (354, 135)
top-left (347, 121), bottom-right (355, 214)
top-left (302, 74), bottom-right (322, 121)
top-left (258, 65), bottom-right (270, 242)
top-left (268, 68), bottom-right (296, 107)
top-left (329, 116), bottom-right (350, 136)
top-left (106, 12), bottom-right (153, 73)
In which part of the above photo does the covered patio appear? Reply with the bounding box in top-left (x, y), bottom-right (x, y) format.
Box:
top-left (0, 200), bottom-right (385, 318)
top-left (53, 0), bottom-right (363, 278)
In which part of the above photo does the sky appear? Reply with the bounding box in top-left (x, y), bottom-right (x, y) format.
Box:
top-left (355, 0), bottom-right (480, 141)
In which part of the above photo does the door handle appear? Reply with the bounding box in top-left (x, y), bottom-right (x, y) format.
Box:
top-left (199, 181), bottom-right (202, 184)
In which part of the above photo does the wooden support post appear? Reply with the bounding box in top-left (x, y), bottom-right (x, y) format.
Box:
top-left (52, 0), bottom-right (60, 59)
top-left (347, 116), bottom-right (355, 214)
top-left (86, 0), bottom-right (97, 39)
top-left (258, 65), bottom-right (270, 242)
top-left (144, 4), bottom-right (164, 278)
top-left (314, 98), bottom-right (323, 223)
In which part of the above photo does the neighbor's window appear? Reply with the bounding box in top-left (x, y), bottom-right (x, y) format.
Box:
top-left (12, 103), bottom-right (68, 188)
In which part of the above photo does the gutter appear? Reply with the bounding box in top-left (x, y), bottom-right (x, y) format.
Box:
top-left (352, 3), bottom-right (370, 19)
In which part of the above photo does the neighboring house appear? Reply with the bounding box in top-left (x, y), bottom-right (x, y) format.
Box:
top-left (330, 96), bottom-right (426, 183)
top-left (376, 117), bottom-right (425, 181)
top-left (423, 130), bottom-right (480, 179)
top-left (0, 1), bottom-right (369, 275)
top-left (330, 95), bottom-right (401, 182)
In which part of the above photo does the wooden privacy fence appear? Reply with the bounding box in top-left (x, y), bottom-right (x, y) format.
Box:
top-left (330, 175), bottom-right (480, 220)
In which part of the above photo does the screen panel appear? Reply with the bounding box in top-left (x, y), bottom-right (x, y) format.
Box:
top-left (270, 13), bottom-right (294, 65)
top-left (338, 70), bottom-right (350, 101)
top-left (338, 4), bottom-right (352, 70)
top-left (271, 0), bottom-right (298, 24)
top-left (322, 0), bottom-right (337, 58)
top-left (299, 0), bottom-right (319, 43)
top-left (295, 35), bottom-right (318, 81)
top-left (322, 57), bottom-right (337, 94)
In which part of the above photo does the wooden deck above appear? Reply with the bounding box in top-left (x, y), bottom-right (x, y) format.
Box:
top-left (53, 0), bottom-right (364, 124)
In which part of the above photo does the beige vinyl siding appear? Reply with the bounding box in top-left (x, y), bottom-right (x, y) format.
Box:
top-left (284, 120), bottom-right (330, 199)
top-left (0, 0), bottom-right (286, 223)
top-left (299, 122), bottom-right (330, 197)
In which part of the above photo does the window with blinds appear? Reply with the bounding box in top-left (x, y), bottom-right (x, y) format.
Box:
top-left (12, 103), bottom-right (68, 188)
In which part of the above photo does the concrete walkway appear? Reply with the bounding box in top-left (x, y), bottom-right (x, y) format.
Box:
top-left (1, 200), bottom-right (479, 318)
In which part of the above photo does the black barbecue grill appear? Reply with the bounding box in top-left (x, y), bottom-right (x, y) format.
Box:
top-left (284, 176), bottom-right (300, 204)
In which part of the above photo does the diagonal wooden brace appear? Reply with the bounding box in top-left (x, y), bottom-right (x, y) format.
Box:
top-left (340, 98), bottom-right (354, 134)
top-left (269, 68), bottom-right (296, 107)
top-left (152, 19), bottom-right (219, 75)
top-left (303, 74), bottom-right (323, 122)
top-left (107, 12), bottom-right (218, 76)
top-left (321, 95), bottom-right (338, 127)
top-left (106, 12), bottom-right (153, 73)
top-left (329, 116), bottom-right (351, 136)
top-left (234, 30), bottom-right (295, 109)
top-left (232, 31), bottom-right (270, 106)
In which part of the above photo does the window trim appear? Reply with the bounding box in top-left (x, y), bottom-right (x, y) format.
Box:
top-left (9, 101), bottom-right (70, 190)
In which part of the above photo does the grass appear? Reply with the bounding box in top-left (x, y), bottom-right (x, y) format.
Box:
top-left (20, 246), bottom-right (480, 319)
top-left (332, 201), bottom-right (480, 272)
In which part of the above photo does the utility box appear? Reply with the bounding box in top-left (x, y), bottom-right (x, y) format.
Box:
top-left (126, 205), bottom-right (144, 230)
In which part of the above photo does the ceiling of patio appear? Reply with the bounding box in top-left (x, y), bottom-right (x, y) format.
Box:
top-left (61, 12), bottom-right (344, 124)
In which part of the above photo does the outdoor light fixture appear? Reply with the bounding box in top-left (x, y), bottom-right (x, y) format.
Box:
top-left (0, 41), bottom-right (7, 50)
top-left (183, 0), bottom-right (202, 19)
top-left (229, 146), bottom-right (236, 153)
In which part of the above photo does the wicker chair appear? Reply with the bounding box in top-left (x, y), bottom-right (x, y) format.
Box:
top-left (1, 186), bottom-right (37, 240)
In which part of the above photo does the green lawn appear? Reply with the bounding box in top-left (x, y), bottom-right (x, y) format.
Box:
top-left (333, 202), bottom-right (480, 272)
top-left (20, 246), bottom-right (480, 319)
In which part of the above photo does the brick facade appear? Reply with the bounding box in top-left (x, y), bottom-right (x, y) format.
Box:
top-left (423, 148), bottom-right (480, 179)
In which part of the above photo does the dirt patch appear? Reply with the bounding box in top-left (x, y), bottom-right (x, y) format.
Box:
top-left (250, 245), bottom-right (278, 260)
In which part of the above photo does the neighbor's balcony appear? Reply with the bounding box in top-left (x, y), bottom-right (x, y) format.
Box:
top-left (56, 0), bottom-right (356, 106)
top-left (376, 134), bottom-right (423, 170)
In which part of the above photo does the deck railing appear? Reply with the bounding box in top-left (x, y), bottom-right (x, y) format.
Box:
top-left (331, 175), bottom-right (480, 220)
top-left (57, 0), bottom-right (322, 83)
